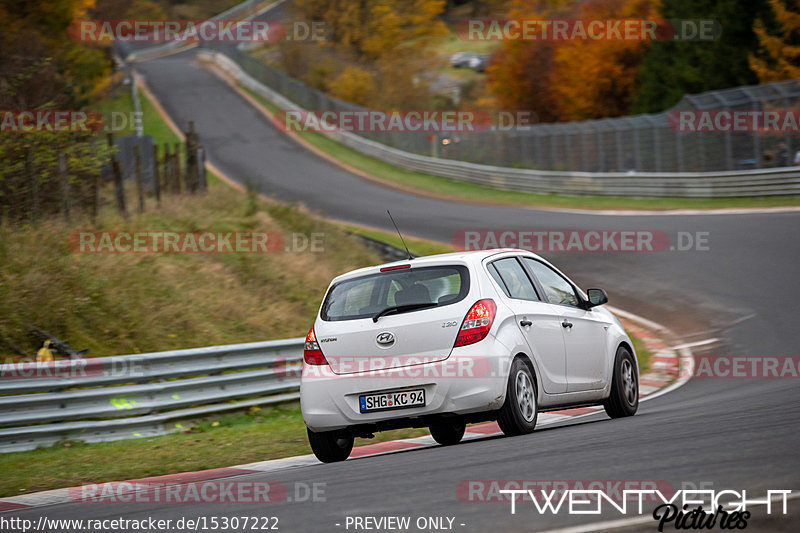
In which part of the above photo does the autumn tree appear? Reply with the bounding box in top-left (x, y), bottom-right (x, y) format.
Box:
top-left (551, 0), bottom-right (659, 120)
top-left (288, 0), bottom-right (447, 107)
top-left (0, 0), bottom-right (108, 109)
top-left (485, 0), bottom-right (569, 122)
top-left (750, 0), bottom-right (800, 82)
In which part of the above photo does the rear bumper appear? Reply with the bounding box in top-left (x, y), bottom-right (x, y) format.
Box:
top-left (301, 350), bottom-right (508, 432)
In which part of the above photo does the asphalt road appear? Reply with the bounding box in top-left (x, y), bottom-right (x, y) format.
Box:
top-left (7, 40), bottom-right (800, 533)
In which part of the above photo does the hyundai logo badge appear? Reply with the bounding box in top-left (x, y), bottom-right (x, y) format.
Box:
top-left (376, 332), bottom-right (395, 345)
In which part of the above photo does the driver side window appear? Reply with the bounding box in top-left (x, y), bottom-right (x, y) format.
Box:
top-left (522, 258), bottom-right (579, 308)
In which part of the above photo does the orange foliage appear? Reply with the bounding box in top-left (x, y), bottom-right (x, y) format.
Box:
top-left (486, 0), bottom-right (658, 122)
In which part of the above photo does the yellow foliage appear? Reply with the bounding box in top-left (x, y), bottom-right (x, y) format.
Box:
top-left (750, 0), bottom-right (800, 83)
top-left (329, 65), bottom-right (377, 106)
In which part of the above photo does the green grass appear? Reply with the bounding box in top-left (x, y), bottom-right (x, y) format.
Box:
top-left (242, 88), bottom-right (800, 210)
top-left (138, 86), bottom-right (183, 147)
top-left (0, 402), bottom-right (428, 497)
top-left (439, 65), bottom-right (486, 82)
top-left (436, 25), bottom-right (503, 56)
top-left (342, 225), bottom-right (453, 257)
top-left (92, 87), bottom-right (136, 138)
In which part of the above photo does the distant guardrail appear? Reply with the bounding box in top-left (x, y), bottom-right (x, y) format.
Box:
top-left (196, 49), bottom-right (800, 198)
top-left (0, 339), bottom-right (303, 453)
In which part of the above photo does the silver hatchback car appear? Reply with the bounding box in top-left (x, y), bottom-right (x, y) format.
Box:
top-left (300, 249), bottom-right (639, 462)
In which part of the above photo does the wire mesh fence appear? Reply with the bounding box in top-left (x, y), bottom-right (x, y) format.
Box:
top-left (209, 43), bottom-right (800, 174)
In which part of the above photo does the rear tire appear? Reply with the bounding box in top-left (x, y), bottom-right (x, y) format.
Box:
top-left (603, 346), bottom-right (639, 419)
top-left (497, 358), bottom-right (538, 436)
top-left (307, 428), bottom-right (354, 463)
top-left (429, 417), bottom-right (466, 446)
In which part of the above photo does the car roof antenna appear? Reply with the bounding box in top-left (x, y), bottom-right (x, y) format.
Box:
top-left (387, 210), bottom-right (413, 260)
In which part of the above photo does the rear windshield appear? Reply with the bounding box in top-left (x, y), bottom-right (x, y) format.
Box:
top-left (321, 265), bottom-right (470, 321)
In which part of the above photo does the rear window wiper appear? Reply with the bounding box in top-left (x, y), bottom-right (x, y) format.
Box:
top-left (372, 303), bottom-right (438, 323)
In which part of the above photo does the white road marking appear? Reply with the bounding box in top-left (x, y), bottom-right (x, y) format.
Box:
top-left (671, 338), bottom-right (720, 350)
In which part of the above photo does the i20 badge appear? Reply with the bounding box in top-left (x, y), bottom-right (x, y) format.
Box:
top-left (376, 332), bottom-right (395, 347)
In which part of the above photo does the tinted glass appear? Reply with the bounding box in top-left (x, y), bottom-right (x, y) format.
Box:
top-left (490, 258), bottom-right (539, 301)
top-left (321, 266), bottom-right (469, 321)
top-left (522, 258), bottom-right (579, 307)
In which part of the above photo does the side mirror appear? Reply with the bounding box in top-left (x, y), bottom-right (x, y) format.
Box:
top-left (586, 288), bottom-right (608, 308)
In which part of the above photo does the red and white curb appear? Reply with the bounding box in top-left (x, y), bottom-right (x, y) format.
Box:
top-left (0, 309), bottom-right (696, 513)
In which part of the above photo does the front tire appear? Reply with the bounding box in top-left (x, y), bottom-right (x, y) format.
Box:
top-left (497, 358), bottom-right (538, 436)
top-left (307, 428), bottom-right (354, 463)
top-left (603, 346), bottom-right (639, 418)
top-left (429, 417), bottom-right (466, 446)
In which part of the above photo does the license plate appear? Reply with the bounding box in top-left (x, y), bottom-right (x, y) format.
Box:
top-left (359, 389), bottom-right (426, 413)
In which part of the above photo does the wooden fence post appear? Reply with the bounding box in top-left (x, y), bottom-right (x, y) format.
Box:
top-left (184, 121), bottom-right (199, 193)
top-left (134, 145), bottom-right (145, 213)
top-left (162, 143), bottom-right (171, 193)
top-left (173, 142), bottom-right (182, 194)
top-left (25, 147), bottom-right (39, 224)
top-left (91, 171), bottom-right (99, 225)
top-left (198, 145), bottom-right (207, 191)
top-left (58, 153), bottom-right (71, 223)
top-left (111, 159), bottom-right (128, 219)
top-left (152, 143), bottom-right (161, 205)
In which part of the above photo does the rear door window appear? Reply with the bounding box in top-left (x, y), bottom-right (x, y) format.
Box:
top-left (321, 265), bottom-right (470, 321)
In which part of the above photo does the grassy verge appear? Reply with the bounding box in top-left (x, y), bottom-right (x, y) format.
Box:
top-left (93, 87), bottom-right (136, 137)
top-left (240, 87), bottom-right (800, 211)
top-left (0, 402), bottom-right (427, 497)
top-left (138, 86), bottom-right (182, 147)
top-left (0, 185), bottom-right (382, 358)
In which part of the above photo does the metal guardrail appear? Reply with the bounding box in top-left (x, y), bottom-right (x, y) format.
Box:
top-left (0, 338), bottom-right (304, 453)
top-left (197, 50), bottom-right (800, 198)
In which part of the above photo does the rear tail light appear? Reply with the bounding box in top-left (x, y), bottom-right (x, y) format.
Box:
top-left (454, 299), bottom-right (497, 347)
top-left (304, 326), bottom-right (328, 365)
